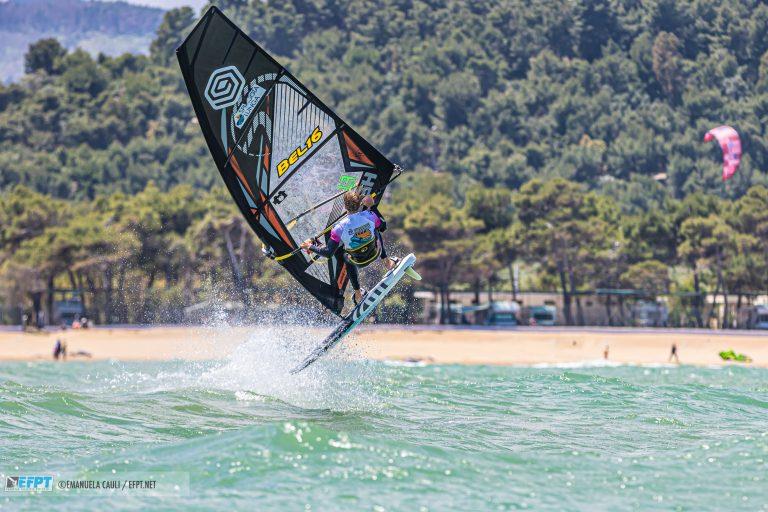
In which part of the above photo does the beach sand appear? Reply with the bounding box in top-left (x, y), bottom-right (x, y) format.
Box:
top-left (1, 325), bottom-right (767, 367)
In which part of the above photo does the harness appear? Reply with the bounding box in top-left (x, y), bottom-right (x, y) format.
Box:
top-left (345, 237), bottom-right (381, 266)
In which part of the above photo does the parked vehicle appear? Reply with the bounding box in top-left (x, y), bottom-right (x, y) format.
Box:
top-left (485, 301), bottom-right (519, 326)
top-left (522, 305), bottom-right (557, 326)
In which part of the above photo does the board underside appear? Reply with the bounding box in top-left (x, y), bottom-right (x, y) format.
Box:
top-left (290, 254), bottom-right (417, 374)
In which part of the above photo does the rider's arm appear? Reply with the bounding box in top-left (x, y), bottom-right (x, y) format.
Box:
top-left (301, 225), bottom-right (342, 258)
top-left (307, 237), bottom-right (339, 258)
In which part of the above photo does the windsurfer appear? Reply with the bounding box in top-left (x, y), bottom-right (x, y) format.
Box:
top-left (300, 191), bottom-right (396, 305)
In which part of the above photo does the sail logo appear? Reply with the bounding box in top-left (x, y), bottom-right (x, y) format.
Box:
top-left (276, 127), bottom-right (323, 177)
top-left (230, 72), bottom-right (276, 157)
top-left (204, 66), bottom-right (245, 110)
top-left (357, 171), bottom-right (377, 195)
top-left (233, 82), bottom-right (266, 129)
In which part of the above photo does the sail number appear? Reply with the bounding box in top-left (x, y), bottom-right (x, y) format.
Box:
top-left (277, 126), bottom-right (323, 177)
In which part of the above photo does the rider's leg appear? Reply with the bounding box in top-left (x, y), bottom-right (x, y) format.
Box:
top-left (377, 232), bottom-right (396, 270)
top-left (344, 254), bottom-right (363, 304)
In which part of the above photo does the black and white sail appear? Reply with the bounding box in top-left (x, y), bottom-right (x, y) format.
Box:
top-left (177, 7), bottom-right (395, 315)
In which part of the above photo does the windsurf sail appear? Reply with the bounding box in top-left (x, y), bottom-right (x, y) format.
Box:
top-left (177, 7), bottom-right (396, 315)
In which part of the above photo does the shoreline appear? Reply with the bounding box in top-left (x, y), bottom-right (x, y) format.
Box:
top-left (0, 324), bottom-right (766, 368)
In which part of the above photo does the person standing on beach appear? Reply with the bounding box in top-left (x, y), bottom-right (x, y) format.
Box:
top-left (53, 339), bottom-right (67, 361)
top-left (669, 343), bottom-right (679, 364)
top-left (603, 345), bottom-right (609, 360)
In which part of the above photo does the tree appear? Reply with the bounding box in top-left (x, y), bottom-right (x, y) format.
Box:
top-left (727, 185), bottom-right (768, 315)
top-left (621, 210), bottom-right (677, 265)
top-left (678, 215), bottom-right (740, 328)
top-left (402, 195), bottom-right (481, 323)
top-left (24, 38), bottom-right (66, 75)
top-left (759, 51), bottom-right (768, 91)
top-left (730, 186), bottom-right (768, 253)
top-left (0, 261), bottom-right (47, 327)
top-left (619, 260), bottom-right (671, 295)
top-left (150, 7), bottom-right (196, 66)
top-left (470, 226), bottom-right (520, 306)
top-left (652, 32), bottom-right (684, 101)
top-left (436, 72), bottom-right (482, 129)
top-left (576, 0), bottom-right (621, 61)
top-left (464, 186), bottom-right (514, 233)
top-left (0, 185), bottom-right (65, 261)
top-left (470, 232), bottom-right (503, 305)
top-left (515, 178), bottom-right (619, 325)
top-left (186, 196), bottom-right (258, 306)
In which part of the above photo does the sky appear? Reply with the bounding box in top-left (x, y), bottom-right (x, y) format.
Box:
top-left (0, 0), bottom-right (210, 9)
top-left (113, 0), bottom-right (209, 9)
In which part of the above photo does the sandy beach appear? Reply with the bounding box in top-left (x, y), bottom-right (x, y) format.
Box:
top-left (1, 325), bottom-right (767, 367)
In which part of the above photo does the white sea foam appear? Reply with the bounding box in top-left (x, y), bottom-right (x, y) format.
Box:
top-left (381, 359), bottom-right (428, 367)
top-left (195, 323), bottom-right (380, 411)
top-left (529, 360), bottom-right (678, 369)
top-left (93, 308), bottom-right (382, 411)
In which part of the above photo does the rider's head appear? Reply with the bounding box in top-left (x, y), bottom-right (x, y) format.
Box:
top-left (343, 190), bottom-right (363, 213)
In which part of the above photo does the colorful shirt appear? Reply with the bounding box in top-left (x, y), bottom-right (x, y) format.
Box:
top-left (330, 210), bottom-right (382, 250)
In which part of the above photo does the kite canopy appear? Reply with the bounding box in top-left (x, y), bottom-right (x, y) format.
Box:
top-left (703, 125), bottom-right (741, 182)
top-left (176, 7), bottom-right (396, 315)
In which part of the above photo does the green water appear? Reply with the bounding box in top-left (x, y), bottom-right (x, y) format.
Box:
top-left (1, 333), bottom-right (767, 510)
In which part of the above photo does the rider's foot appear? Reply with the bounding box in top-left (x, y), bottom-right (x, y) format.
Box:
top-left (353, 289), bottom-right (364, 305)
top-left (384, 257), bottom-right (398, 271)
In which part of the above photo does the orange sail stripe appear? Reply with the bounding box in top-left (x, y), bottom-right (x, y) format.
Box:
top-left (258, 191), bottom-right (293, 247)
top-left (229, 154), bottom-right (255, 199)
top-left (343, 131), bottom-right (374, 166)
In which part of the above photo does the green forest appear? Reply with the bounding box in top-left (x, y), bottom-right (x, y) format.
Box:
top-left (1, 0), bottom-right (767, 327)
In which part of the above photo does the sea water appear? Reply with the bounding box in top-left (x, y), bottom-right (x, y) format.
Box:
top-left (1, 331), bottom-right (767, 510)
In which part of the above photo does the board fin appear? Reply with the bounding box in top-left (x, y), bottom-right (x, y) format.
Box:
top-left (404, 267), bottom-right (421, 281)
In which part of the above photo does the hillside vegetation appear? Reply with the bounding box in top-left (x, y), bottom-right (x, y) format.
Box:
top-left (0, 0), bottom-right (767, 326)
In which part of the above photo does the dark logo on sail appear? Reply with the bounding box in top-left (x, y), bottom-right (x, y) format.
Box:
top-left (204, 66), bottom-right (245, 110)
top-left (273, 191), bottom-right (287, 205)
